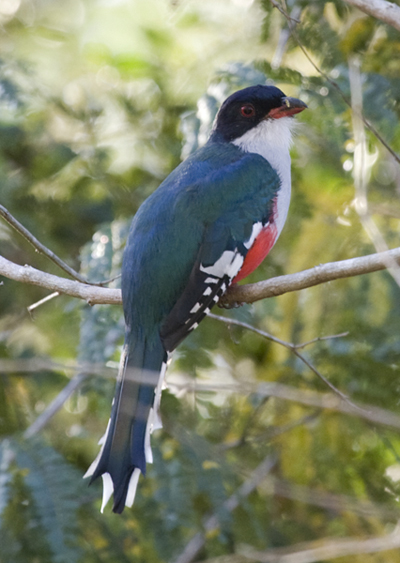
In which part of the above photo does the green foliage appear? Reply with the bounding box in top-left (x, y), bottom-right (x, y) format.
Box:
top-left (1, 1), bottom-right (400, 562)
top-left (0, 437), bottom-right (84, 563)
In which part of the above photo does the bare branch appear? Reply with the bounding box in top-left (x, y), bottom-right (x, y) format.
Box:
top-left (254, 381), bottom-right (400, 430)
top-left (174, 414), bottom-right (400, 563)
top-left (173, 456), bottom-right (276, 563)
top-left (0, 204), bottom-right (91, 284)
top-left (0, 255), bottom-right (120, 305)
top-left (0, 357), bottom-right (118, 377)
top-left (293, 332), bottom-right (349, 350)
top-left (167, 378), bottom-right (400, 431)
top-left (173, 464), bottom-right (400, 563)
top-left (24, 372), bottom-right (88, 439)
top-left (269, 0), bottom-right (300, 23)
top-left (208, 313), bottom-right (355, 408)
top-left (28, 292), bottom-right (60, 312)
top-left (257, 475), bottom-right (399, 520)
top-left (5, 356), bottom-right (400, 431)
top-left (223, 247), bottom-right (400, 305)
top-left (370, 203), bottom-right (400, 219)
top-left (271, 6), bottom-right (301, 69)
top-left (0, 204), bottom-right (119, 287)
top-left (240, 522), bottom-right (400, 562)
top-left (342, 0), bottom-right (400, 32)
top-left (2, 248), bottom-right (400, 306)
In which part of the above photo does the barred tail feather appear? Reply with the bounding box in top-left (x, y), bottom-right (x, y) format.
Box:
top-left (85, 333), bottom-right (167, 513)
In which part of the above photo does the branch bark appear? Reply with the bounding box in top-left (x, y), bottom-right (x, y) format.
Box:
top-left (223, 247), bottom-right (400, 305)
top-left (1, 248), bottom-right (400, 306)
top-left (0, 255), bottom-right (120, 305)
top-left (342, 0), bottom-right (400, 32)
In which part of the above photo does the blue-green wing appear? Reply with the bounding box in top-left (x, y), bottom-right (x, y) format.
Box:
top-left (122, 142), bottom-right (280, 348)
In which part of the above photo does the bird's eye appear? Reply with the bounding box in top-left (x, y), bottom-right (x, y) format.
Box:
top-left (240, 104), bottom-right (255, 118)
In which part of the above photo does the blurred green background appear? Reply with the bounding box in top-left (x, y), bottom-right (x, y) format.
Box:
top-left (1, 0), bottom-right (400, 562)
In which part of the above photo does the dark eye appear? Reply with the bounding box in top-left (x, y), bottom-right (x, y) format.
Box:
top-left (240, 104), bottom-right (255, 118)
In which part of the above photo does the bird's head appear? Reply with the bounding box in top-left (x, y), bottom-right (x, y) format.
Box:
top-left (211, 84), bottom-right (307, 143)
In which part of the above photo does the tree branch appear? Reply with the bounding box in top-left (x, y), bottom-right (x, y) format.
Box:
top-left (209, 313), bottom-right (355, 407)
top-left (0, 204), bottom-right (119, 286)
top-left (173, 456), bottom-right (276, 563)
top-left (240, 522), bottom-right (400, 562)
top-left (2, 248), bottom-right (400, 306)
top-left (252, 473), bottom-right (400, 521)
top-left (0, 204), bottom-right (90, 284)
top-left (342, 0), bottom-right (400, 32)
top-left (24, 372), bottom-right (88, 439)
top-left (166, 378), bottom-right (400, 431)
top-left (0, 255), bottom-right (120, 305)
top-left (222, 247), bottom-right (400, 305)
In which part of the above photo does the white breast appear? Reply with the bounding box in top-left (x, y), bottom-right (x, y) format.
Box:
top-left (232, 117), bottom-right (295, 239)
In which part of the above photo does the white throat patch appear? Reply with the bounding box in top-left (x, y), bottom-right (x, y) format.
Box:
top-left (232, 116), bottom-right (295, 237)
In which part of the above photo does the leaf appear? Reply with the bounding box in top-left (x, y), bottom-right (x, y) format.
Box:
top-left (13, 437), bottom-right (84, 563)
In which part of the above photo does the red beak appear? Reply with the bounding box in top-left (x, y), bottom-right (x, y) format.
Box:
top-left (267, 96), bottom-right (308, 119)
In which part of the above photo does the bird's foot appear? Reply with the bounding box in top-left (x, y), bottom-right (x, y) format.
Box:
top-left (218, 284), bottom-right (244, 309)
top-left (217, 300), bottom-right (243, 309)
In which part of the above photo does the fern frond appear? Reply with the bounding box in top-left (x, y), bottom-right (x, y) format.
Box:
top-left (13, 437), bottom-right (84, 563)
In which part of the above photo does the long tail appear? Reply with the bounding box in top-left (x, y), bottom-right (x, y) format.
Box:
top-left (85, 332), bottom-right (167, 513)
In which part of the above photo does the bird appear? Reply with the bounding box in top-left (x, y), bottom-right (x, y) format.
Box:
top-left (85, 84), bottom-right (307, 513)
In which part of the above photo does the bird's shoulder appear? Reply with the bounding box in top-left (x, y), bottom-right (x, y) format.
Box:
top-left (168, 140), bottom-right (279, 191)
top-left (137, 141), bottom-right (280, 224)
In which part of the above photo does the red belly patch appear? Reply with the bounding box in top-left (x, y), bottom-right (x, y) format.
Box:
top-left (233, 223), bottom-right (278, 283)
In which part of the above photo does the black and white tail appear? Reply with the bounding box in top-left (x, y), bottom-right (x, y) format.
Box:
top-left (85, 333), bottom-right (167, 513)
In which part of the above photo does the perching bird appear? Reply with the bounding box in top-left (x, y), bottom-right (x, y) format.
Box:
top-left (85, 84), bottom-right (307, 513)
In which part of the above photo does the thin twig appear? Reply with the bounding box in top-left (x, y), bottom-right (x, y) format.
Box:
top-left (209, 312), bottom-right (293, 347)
top-left (0, 204), bottom-right (89, 283)
top-left (269, 0), bottom-right (300, 23)
top-left (271, 5), bottom-right (301, 69)
top-left (148, 376), bottom-right (400, 429)
top-left (268, 1), bottom-right (400, 165)
top-left (219, 396), bottom-right (272, 450)
top-left (255, 474), bottom-right (400, 520)
top-left (173, 456), bottom-right (277, 563)
top-left (208, 313), bottom-right (355, 408)
top-left (0, 204), bottom-right (118, 287)
top-left (219, 412), bottom-right (319, 451)
top-left (174, 449), bottom-right (400, 563)
top-left (0, 357), bottom-right (118, 377)
top-left (24, 372), bottom-right (89, 439)
top-left (28, 292), bottom-right (60, 312)
top-left (293, 348), bottom-right (352, 403)
top-left (293, 332), bottom-right (349, 350)
top-left (254, 380), bottom-right (400, 430)
top-left (182, 484), bottom-right (400, 562)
